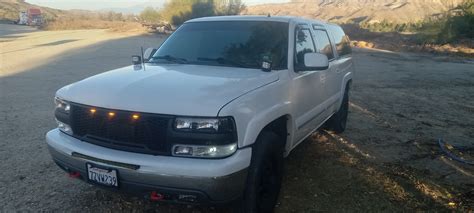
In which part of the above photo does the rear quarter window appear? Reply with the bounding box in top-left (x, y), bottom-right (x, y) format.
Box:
top-left (329, 25), bottom-right (351, 57)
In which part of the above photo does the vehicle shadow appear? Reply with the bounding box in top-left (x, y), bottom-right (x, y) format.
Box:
top-left (35, 39), bottom-right (81, 47)
top-left (277, 128), bottom-right (455, 212)
top-left (0, 23), bottom-right (37, 37)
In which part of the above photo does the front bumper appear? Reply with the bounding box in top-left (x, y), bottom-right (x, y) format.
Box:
top-left (46, 129), bottom-right (251, 204)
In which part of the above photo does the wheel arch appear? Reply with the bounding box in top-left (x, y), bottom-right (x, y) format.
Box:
top-left (337, 71), bottom-right (353, 109)
top-left (259, 114), bottom-right (293, 153)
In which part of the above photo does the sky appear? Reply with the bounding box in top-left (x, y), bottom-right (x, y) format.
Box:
top-left (26, 0), bottom-right (291, 11)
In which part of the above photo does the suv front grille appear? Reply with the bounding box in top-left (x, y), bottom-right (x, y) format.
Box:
top-left (70, 104), bottom-right (172, 155)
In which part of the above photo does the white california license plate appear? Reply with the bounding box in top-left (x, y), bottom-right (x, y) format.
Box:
top-left (86, 163), bottom-right (119, 187)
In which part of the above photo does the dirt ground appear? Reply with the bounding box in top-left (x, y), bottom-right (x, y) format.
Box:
top-left (0, 24), bottom-right (473, 212)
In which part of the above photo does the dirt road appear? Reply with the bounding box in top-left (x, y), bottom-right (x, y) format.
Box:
top-left (0, 24), bottom-right (473, 212)
top-left (0, 24), bottom-right (149, 77)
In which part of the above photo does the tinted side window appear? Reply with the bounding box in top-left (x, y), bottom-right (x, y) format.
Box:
top-left (330, 26), bottom-right (351, 57)
top-left (294, 28), bottom-right (315, 68)
top-left (312, 29), bottom-right (334, 60)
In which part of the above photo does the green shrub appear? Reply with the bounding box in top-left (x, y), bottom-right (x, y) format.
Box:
top-left (415, 0), bottom-right (473, 44)
top-left (438, 0), bottom-right (473, 43)
top-left (360, 20), bottom-right (422, 33)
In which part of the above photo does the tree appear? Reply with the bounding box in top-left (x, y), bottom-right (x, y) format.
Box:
top-left (215, 0), bottom-right (246, 15)
top-left (139, 7), bottom-right (161, 23)
top-left (159, 0), bottom-right (246, 26)
top-left (159, 0), bottom-right (196, 24)
top-left (170, 1), bottom-right (215, 25)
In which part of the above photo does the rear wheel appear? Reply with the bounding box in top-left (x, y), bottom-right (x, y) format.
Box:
top-left (238, 132), bottom-right (284, 213)
top-left (324, 83), bottom-right (350, 133)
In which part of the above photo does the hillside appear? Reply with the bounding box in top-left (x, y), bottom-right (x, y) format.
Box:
top-left (0, 0), bottom-right (65, 22)
top-left (0, 0), bottom-right (146, 31)
top-left (243, 0), bottom-right (466, 24)
top-left (0, 0), bottom-right (117, 22)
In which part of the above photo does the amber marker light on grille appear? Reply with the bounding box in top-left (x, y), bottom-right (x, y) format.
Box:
top-left (108, 112), bottom-right (115, 117)
top-left (90, 108), bottom-right (96, 114)
top-left (132, 114), bottom-right (140, 120)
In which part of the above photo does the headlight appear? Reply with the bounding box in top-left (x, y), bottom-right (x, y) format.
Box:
top-left (172, 143), bottom-right (237, 158)
top-left (174, 117), bottom-right (234, 133)
top-left (54, 97), bottom-right (72, 135)
top-left (171, 117), bottom-right (237, 158)
top-left (54, 97), bottom-right (70, 113)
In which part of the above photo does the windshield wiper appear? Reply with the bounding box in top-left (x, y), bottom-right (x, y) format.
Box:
top-left (197, 57), bottom-right (253, 68)
top-left (152, 55), bottom-right (188, 64)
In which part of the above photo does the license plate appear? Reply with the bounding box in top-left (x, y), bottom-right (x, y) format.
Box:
top-left (86, 163), bottom-right (119, 187)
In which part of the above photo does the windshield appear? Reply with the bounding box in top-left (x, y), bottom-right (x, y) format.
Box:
top-left (150, 21), bottom-right (289, 70)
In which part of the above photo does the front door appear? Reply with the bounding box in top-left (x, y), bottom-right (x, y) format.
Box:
top-left (290, 24), bottom-right (330, 146)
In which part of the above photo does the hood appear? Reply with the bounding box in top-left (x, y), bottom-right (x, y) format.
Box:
top-left (56, 64), bottom-right (279, 116)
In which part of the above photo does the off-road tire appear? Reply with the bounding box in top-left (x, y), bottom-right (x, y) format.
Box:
top-left (325, 83), bottom-right (350, 133)
top-left (237, 132), bottom-right (284, 213)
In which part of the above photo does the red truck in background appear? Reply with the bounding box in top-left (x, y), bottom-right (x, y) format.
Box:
top-left (17, 8), bottom-right (43, 26)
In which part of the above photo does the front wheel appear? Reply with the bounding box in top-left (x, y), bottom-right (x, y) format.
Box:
top-left (238, 132), bottom-right (284, 213)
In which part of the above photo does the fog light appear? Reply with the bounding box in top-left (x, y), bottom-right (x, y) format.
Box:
top-left (172, 143), bottom-right (237, 158)
top-left (174, 146), bottom-right (193, 155)
top-left (56, 119), bottom-right (73, 135)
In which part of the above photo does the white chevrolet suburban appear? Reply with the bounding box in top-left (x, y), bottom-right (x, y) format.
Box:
top-left (46, 16), bottom-right (354, 212)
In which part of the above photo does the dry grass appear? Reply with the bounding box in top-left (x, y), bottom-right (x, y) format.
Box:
top-left (42, 19), bottom-right (147, 32)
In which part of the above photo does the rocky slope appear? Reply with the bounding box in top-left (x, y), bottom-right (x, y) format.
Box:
top-left (243, 0), bottom-right (466, 23)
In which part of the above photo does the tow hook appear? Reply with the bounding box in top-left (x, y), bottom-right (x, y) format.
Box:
top-left (150, 191), bottom-right (164, 201)
top-left (68, 171), bottom-right (81, 178)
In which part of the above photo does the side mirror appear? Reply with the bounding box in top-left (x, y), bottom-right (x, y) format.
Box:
top-left (131, 55), bottom-right (142, 65)
top-left (303, 52), bottom-right (329, 70)
top-left (143, 48), bottom-right (158, 62)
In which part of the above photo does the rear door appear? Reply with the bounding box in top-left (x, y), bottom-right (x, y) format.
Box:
top-left (326, 25), bottom-right (353, 112)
